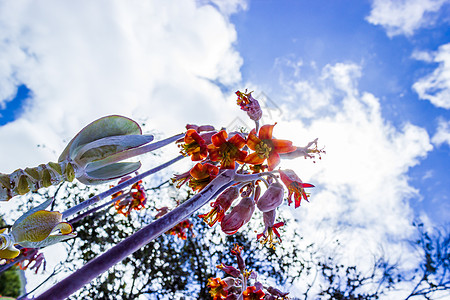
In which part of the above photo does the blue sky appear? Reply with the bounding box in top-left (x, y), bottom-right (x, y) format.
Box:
top-left (0, 0), bottom-right (449, 297)
top-left (230, 0), bottom-right (450, 225)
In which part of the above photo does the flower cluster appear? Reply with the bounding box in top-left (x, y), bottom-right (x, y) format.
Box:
top-left (112, 176), bottom-right (147, 217)
top-left (208, 244), bottom-right (289, 300)
top-left (172, 91), bottom-right (322, 248)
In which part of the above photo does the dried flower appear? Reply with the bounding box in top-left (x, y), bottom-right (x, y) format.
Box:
top-left (236, 90), bottom-right (262, 121)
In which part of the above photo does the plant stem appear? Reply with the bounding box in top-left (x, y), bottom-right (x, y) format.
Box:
top-left (62, 155), bottom-right (185, 220)
top-left (84, 133), bottom-right (184, 172)
top-left (67, 195), bottom-right (121, 225)
top-left (35, 169), bottom-right (235, 300)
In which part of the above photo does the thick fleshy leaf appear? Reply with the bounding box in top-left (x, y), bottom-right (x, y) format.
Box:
top-left (11, 211), bottom-right (62, 243)
top-left (58, 115), bottom-right (142, 162)
top-left (19, 232), bottom-right (77, 249)
top-left (79, 162), bottom-right (141, 184)
top-left (72, 134), bottom-right (154, 166)
top-left (12, 198), bottom-right (54, 230)
top-left (0, 245), bottom-right (20, 259)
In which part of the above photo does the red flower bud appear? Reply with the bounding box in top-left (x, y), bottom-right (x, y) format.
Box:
top-left (256, 182), bottom-right (284, 212)
top-left (221, 197), bottom-right (255, 235)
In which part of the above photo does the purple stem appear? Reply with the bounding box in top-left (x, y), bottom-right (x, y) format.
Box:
top-left (62, 155), bottom-right (184, 220)
top-left (35, 169), bottom-right (235, 299)
top-left (67, 194), bottom-right (122, 225)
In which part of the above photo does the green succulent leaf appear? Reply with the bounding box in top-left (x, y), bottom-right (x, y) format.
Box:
top-left (72, 134), bottom-right (154, 167)
top-left (18, 233), bottom-right (77, 249)
top-left (58, 115), bottom-right (142, 162)
top-left (12, 198), bottom-right (54, 230)
top-left (78, 162), bottom-right (141, 185)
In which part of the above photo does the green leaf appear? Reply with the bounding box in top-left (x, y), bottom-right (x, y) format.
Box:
top-left (72, 134), bottom-right (154, 166)
top-left (12, 198), bottom-right (54, 230)
top-left (58, 115), bottom-right (142, 162)
top-left (18, 233), bottom-right (77, 248)
top-left (78, 162), bottom-right (141, 185)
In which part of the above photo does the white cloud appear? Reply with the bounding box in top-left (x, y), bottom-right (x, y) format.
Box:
top-left (413, 43), bottom-right (450, 109)
top-left (0, 0), bottom-right (244, 173)
top-left (197, 0), bottom-right (248, 15)
top-left (269, 61), bottom-right (432, 295)
top-left (0, 0), bottom-right (246, 295)
top-left (366, 0), bottom-right (449, 37)
top-left (432, 118), bottom-right (450, 146)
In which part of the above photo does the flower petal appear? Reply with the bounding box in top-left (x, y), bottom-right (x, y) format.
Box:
top-left (267, 152), bottom-right (280, 171)
top-left (272, 139), bottom-right (297, 153)
top-left (245, 152), bottom-right (266, 165)
top-left (258, 124), bottom-right (275, 140)
top-left (246, 129), bottom-right (260, 150)
top-left (228, 133), bottom-right (246, 149)
top-left (211, 130), bottom-right (228, 147)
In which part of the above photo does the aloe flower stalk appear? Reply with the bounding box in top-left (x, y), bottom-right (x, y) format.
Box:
top-left (35, 169), bottom-right (236, 300)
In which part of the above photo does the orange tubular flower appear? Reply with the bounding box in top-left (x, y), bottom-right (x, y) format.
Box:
top-left (188, 163), bottom-right (219, 192)
top-left (208, 130), bottom-right (247, 169)
top-left (243, 286), bottom-right (265, 300)
top-left (257, 210), bottom-right (284, 250)
top-left (245, 124), bottom-right (296, 171)
top-left (178, 129), bottom-right (208, 161)
top-left (167, 220), bottom-right (192, 240)
top-left (208, 277), bottom-right (229, 300)
top-left (114, 180), bottom-right (147, 216)
top-left (198, 186), bottom-right (239, 227)
top-left (279, 169), bottom-right (314, 208)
